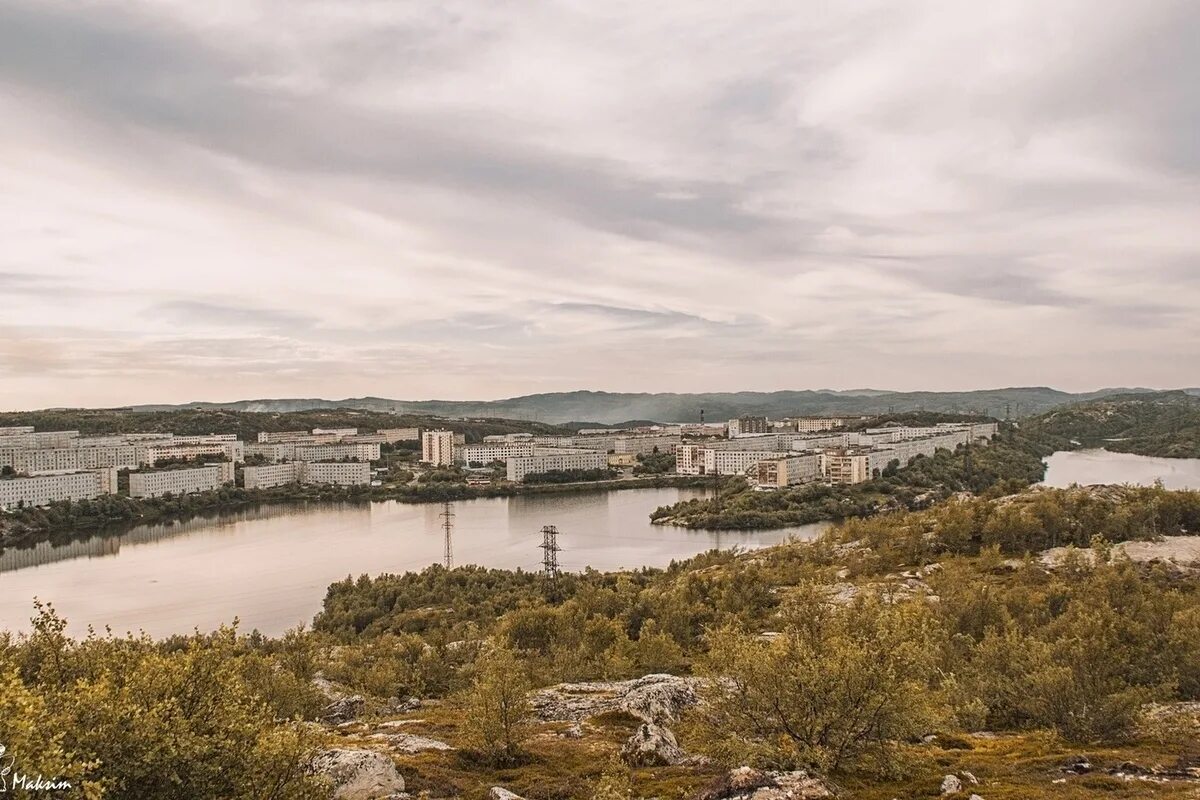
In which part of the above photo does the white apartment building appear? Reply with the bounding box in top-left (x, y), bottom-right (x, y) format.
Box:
top-left (304, 461), bottom-right (370, 486)
top-left (129, 465), bottom-right (225, 498)
top-left (506, 451), bottom-right (608, 482)
top-left (460, 442), bottom-right (536, 465)
top-left (0, 430), bottom-right (81, 449)
top-left (313, 428), bottom-right (357, 437)
top-left (242, 462), bottom-right (302, 489)
top-left (786, 417), bottom-right (860, 433)
top-left (0, 469), bottom-right (117, 509)
top-left (0, 445), bottom-right (143, 472)
top-left (753, 454), bottom-right (822, 488)
top-left (294, 442), bottom-right (380, 462)
top-left (422, 430), bottom-right (456, 466)
top-left (709, 449), bottom-right (788, 476)
top-left (147, 441), bottom-right (244, 465)
top-left (245, 442), bottom-right (296, 462)
top-left (242, 461), bottom-right (371, 489)
top-left (612, 434), bottom-right (682, 456)
top-left (483, 432), bottom-right (534, 443)
top-left (676, 445), bottom-right (788, 476)
top-left (258, 430), bottom-right (311, 443)
top-left (0, 426), bottom-right (35, 435)
top-left (378, 427), bottom-right (420, 443)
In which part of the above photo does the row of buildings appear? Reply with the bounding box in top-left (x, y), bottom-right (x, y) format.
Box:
top-left (678, 422), bottom-right (998, 487)
top-left (420, 428), bottom-right (682, 482)
top-left (0, 425), bottom-right (398, 509)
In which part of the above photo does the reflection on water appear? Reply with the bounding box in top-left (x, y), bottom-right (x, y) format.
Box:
top-left (1041, 450), bottom-right (1200, 490)
top-left (0, 488), bottom-right (827, 638)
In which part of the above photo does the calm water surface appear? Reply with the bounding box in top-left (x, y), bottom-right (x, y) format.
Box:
top-left (1041, 449), bottom-right (1200, 490)
top-left (0, 488), bottom-right (825, 637)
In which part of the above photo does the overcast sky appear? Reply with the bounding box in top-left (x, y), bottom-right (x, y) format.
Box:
top-left (2, 0), bottom-right (1198, 409)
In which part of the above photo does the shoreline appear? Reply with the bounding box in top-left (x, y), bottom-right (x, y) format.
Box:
top-left (0, 474), bottom-right (712, 553)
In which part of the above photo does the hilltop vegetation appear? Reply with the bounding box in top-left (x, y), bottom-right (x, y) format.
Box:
top-left (1022, 391), bottom-right (1200, 458)
top-left (3, 484), bottom-right (1200, 798)
top-left (0, 407), bottom-right (570, 443)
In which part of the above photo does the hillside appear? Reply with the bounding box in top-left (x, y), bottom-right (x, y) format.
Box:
top-left (3, 485), bottom-right (1199, 798)
top-left (119, 387), bottom-right (1200, 424)
top-left (1023, 391), bottom-right (1200, 458)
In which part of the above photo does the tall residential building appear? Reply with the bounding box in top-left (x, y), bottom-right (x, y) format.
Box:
top-left (421, 430), bottom-right (456, 466)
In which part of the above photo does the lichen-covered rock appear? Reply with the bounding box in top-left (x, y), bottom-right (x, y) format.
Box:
top-left (323, 694), bottom-right (366, 725)
top-left (310, 749), bottom-right (405, 800)
top-left (940, 774), bottom-right (962, 795)
top-left (490, 789), bottom-right (526, 800)
top-left (366, 732), bottom-right (453, 753)
top-left (620, 722), bottom-right (685, 766)
top-left (530, 673), bottom-right (702, 723)
top-left (698, 767), bottom-right (833, 799)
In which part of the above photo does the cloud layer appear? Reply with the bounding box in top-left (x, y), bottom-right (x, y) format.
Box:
top-left (1, 0), bottom-right (1197, 408)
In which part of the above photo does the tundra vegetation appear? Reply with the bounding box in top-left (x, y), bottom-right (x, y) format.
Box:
top-left (3, 484), bottom-right (1200, 798)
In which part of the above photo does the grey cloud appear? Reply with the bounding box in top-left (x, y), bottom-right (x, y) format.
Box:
top-left (0, 1), bottom-right (797, 255)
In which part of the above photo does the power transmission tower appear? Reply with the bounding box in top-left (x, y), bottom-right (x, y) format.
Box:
top-left (539, 525), bottom-right (561, 598)
top-left (440, 502), bottom-right (454, 569)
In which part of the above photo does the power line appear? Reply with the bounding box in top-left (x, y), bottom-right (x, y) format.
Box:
top-left (440, 502), bottom-right (454, 569)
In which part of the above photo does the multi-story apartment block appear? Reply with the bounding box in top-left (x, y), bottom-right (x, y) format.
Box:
top-left (821, 450), bottom-right (873, 485)
top-left (459, 442), bottom-right (536, 465)
top-left (377, 427), bottom-right (420, 443)
top-left (728, 416), bottom-right (771, 438)
top-left (0, 469), bottom-right (117, 509)
top-left (294, 442), bottom-right (380, 462)
top-left (612, 434), bottom-right (682, 456)
top-left (506, 451), bottom-right (608, 482)
top-left (146, 441), bottom-right (245, 465)
top-left (128, 465), bottom-right (225, 498)
top-left (753, 454), bottom-right (823, 488)
top-left (709, 449), bottom-right (788, 476)
top-left (242, 460), bottom-right (370, 489)
top-left (258, 431), bottom-right (312, 443)
top-left (304, 461), bottom-right (370, 486)
top-left (242, 463), bottom-right (302, 489)
top-left (313, 428), bottom-right (358, 437)
top-left (676, 445), bottom-right (788, 476)
top-left (421, 430), bottom-right (456, 466)
top-left (0, 426), bottom-right (35, 435)
top-left (787, 417), bottom-right (861, 433)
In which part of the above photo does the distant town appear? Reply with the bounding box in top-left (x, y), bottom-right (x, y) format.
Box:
top-left (0, 414), bottom-right (997, 510)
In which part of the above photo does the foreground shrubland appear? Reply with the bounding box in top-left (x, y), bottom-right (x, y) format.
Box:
top-left (2, 484), bottom-right (1199, 798)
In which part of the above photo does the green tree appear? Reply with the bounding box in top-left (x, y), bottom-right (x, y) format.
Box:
top-left (460, 647), bottom-right (532, 765)
top-left (693, 588), bottom-right (941, 774)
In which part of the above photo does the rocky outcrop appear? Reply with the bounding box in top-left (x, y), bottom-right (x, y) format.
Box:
top-left (697, 767), bottom-right (833, 799)
top-left (620, 722), bottom-right (685, 766)
top-left (323, 695), bottom-right (366, 725)
top-left (366, 732), bottom-right (453, 754)
top-left (940, 774), bottom-right (962, 795)
top-left (489, 789), bottom-right (526, 800)
top-left (310, 749), bottom-right (406, 800)
top-left (531, 673), bottom-right (702, 723)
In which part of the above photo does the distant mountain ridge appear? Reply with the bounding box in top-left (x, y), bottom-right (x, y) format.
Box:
top-left (125, 387), bottom-right (1200, 425)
